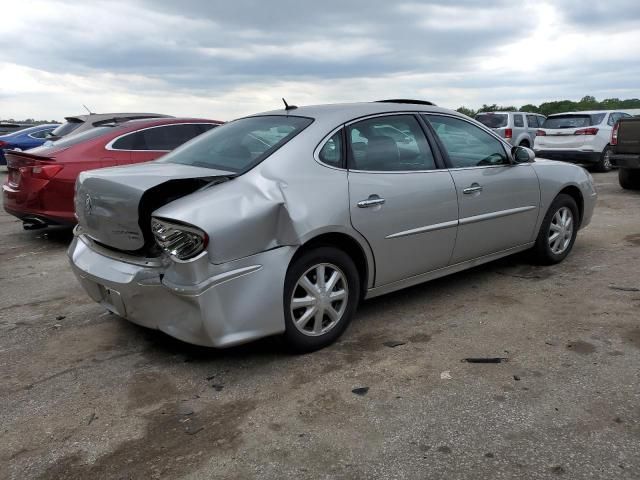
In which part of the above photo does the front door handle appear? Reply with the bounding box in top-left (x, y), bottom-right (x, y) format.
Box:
top-left (463, 183), bottom-right (483, 195)
top-left (357, 194), bottom-right (386, 208)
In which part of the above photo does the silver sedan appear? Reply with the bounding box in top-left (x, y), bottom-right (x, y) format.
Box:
top-left (69, 100), bottom-right (597, 352)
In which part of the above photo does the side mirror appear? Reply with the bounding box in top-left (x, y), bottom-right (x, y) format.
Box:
top-left (512, 145), bottom-right (535, 164)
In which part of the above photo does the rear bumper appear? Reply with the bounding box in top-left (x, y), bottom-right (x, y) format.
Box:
top-left (534, 150), bottom-right (601, 164)
top-left (2, 181), bottom-right (76, 225)
top-left (611, 154), bottom-right (640, 169)
top-left (68, 234), bottom-right (295, 348)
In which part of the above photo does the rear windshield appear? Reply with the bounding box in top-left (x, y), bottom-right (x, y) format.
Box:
top-left (50, 120), bottom-right (83, 137)
top-left (543, 114), bottom-right (605, 129)
top-left (475, 113), bottom-right (508, 128)
top-left (158, 115), bottom-right (313, 173)
top-left (29, 126), bottom-right (114, 153)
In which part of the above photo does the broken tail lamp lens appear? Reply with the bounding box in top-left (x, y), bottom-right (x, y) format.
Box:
top-left (151, 218), bottom-right (208, 261)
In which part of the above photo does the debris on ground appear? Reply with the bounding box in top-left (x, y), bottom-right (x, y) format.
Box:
top-left (383, 341), bottom-right (406, 348)
top-left (211, 384), bottom-right (224, 391)
top-left (177, 405), bottom-right (194, 416)
top-left (440, 371), bottom-right (452, 380)
top-left (351, 387), bottom-right (369, 396)
top-left (513, 375), bottom-right (521, 381)
top-left (87, 412), bottom-right (96, 425)
top-left (608, 285), bottom-right (640, 292)
top-left (55, 315), bottom-right (66, 320)
top-left (462, 357), bottom-right (508, 363)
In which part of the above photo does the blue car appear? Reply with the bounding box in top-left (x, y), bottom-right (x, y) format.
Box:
top-left (0, 124), bottom-right (59, 165)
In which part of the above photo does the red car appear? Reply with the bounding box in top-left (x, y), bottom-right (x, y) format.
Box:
top-left (3, 117), bottom-right (222, 229)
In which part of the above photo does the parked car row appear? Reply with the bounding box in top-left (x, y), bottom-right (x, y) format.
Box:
top-left (2, 116), bottom-right (222, 228)
top-left (475, 109), bottom-right (634, 172)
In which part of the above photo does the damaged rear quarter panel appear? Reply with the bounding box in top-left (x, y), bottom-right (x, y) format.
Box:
top-left (153, 132), bottom-right (365, 268)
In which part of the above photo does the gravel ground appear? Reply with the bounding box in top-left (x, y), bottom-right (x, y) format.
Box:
top-left (1, 170), bottom-right (639, 480)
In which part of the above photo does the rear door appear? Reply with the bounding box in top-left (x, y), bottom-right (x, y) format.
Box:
top-left (424, 114), bottom-right (540, 264)
top-left (346, 114), bottom-right (459, 287)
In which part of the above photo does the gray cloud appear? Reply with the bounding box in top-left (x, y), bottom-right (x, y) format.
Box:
top-left (2, 0), bottom-right (639, 119)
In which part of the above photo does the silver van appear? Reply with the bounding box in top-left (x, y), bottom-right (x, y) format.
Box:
top-left (475, 111), bottom-right (546, 148)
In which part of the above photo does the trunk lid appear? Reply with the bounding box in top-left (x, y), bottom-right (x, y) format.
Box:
top-left (75, 162), bottom-right (234, 252)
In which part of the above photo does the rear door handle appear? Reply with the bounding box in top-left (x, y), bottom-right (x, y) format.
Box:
top-left (357, 195), bottom-right (386, 208)
top-left (463, 183), bottom-right (483, 195)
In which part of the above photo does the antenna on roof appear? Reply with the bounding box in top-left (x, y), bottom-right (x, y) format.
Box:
top-left (82, 104), bottom-right (95, 115)
top-left (282, 98), bottom-right (297, 111)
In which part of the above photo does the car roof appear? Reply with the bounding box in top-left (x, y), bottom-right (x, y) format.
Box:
top-left (248, 101), bottom-right (457, 125)
top-left (62, 113), bottom-right (173, 122)
top-left (547, 110), bottom-right (616, 116)
top-left (113, 117), bottom-right (223, 132)
top-left (477, 111), bottom-right (543, 115)
top-left (0, 123), bottom-right (59, 137)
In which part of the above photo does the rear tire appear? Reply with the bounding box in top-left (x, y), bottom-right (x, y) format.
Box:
top-left (619, 168), bottom-right (640, 190)
top-left (531, 194), bottom-right (579, 265)
top-left (593, 146), bottom-right (613, 172)
top-left (283, 247), bottom-right (360, 353)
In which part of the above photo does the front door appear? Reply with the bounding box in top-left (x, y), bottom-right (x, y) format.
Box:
top-left (424, 114), bottom-right (540, 264)
top-left (346, 114), bottom-right (459, 287)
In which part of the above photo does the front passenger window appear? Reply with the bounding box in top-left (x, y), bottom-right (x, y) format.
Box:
top-left (425, 115), bottom-right (509, 168)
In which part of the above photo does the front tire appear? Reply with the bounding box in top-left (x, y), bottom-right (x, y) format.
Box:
top-left (283, 247), bottom-right (360, 353)
top-left (619, 168), bottom-right (640, 190)
top-left (531, 194), bottom-right (579, 265)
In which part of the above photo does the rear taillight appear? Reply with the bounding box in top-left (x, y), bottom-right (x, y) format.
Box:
top-left (0, 140), bottom-right (7, 148)
top-left (30, 164), bottom-right (64, 179)
top-left (574, 127), bottom-right (599, 136)
top-left (536, 130), bottom-right (546, 136)
top-left (504, 128), bottom-right (513, 139)
top-left (7, 156), bottom-right (63, 182)
top-left (151, 218), bottom-right (208, 261)
top-left (611, 122), bottom-right (619, 145)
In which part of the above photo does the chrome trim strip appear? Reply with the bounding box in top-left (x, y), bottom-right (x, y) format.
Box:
top-left (104, 122), bottom-right (219, 152)
top-left (459, 205), bottom-right (537, 226)
top-left (385, 219), bottom-right (458, 239)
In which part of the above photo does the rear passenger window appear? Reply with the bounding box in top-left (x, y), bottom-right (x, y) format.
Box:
top-left (347, 115), bottom-right (436, 171)
top-left (425, 115), bottom-right (509, 168)
top-left (112, 124), bottom-right (206, 151)
top-left (514, 115), bottom-right (524, 127)
top-left (143, 124), bottom-right (204, 150)
top-left (318, 131), bottom-right (344, 168)
top-left (526, 115), bottom-right (539, 128)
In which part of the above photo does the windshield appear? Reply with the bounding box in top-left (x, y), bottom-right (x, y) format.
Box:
top-left (50, 120), bottom-right (83, 137)
top-left (158, 115), bottom-right (313, 172)
top-left (543, 114), bottom-right (605, 129)
top-left (475, 113), bottom-right (508, 128)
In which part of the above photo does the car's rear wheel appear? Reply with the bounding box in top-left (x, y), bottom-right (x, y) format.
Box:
top-left (619, 168), bottom-right (640, 190)
top-left (531, 194), bottom-right (579, 265)
top-left (593, 146), bottom-right (613, 172)
top-left (283, 247), bottom-right (360, 352)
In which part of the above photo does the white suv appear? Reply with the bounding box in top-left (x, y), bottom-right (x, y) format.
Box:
top-left (534, 110), bottom-right (633, 172)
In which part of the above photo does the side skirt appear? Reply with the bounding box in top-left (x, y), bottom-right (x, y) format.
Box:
top-left (364, 242), bottom-right (535, 299)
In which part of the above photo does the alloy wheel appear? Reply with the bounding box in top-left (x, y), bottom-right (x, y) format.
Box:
top-left (290, 263), bottom-right (348, 337)
top-left (548, 206), bottom-right (574, 255)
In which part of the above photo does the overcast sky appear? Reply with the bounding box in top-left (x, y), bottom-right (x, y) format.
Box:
top-left (2, 0), bottom-right (639, 121)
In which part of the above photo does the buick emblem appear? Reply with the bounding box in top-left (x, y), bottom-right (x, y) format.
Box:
top-left (85, 194), bottom-right (93, 216)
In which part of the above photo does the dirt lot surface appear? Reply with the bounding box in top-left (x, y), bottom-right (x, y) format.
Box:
top-left (1, 170), bottom-right (639, 479)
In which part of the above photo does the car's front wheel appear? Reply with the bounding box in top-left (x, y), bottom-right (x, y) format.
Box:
top-left (531, 194), bottom-right (579, 265)
top-left (283, 247), bottom-right (360, 352)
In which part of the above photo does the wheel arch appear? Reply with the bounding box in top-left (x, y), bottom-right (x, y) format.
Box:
top-left (291, 230), bottom-right (374, 297)
top-left (557, 184), bottom-right (584, 227)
